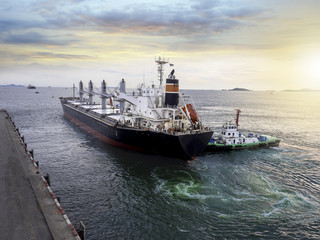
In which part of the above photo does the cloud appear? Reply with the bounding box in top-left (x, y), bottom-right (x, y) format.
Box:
top-left (0, 0), bottom-right (268, 51)
top-left (36, 52), bottom-right (92, 59)
top-left (75, 2), bottom-right (265, 36)
top-left (0, 18), bottom-right (45, 34)
top-left (0, 0), bottom-right (47, 33)
top-left (190, 0), bottom-right (224, 11)
top-left (0, 50), bottom-right (30, 62)
top-left (4, 0), bottom-right (265, 36)
top-left (1, 31), bottom-right (76, 46)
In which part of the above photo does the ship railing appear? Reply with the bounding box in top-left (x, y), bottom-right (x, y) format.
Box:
top-left (153, 127), bottom-right (206, 135)
top-left (64, 97), bottom-right (80, 101)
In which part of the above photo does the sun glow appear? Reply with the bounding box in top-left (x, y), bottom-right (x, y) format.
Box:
top-left (301, 52), bottom-right (320, 89)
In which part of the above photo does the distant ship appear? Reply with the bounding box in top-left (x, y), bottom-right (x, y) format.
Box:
top-left (206, 109), bottom-right (280, 151)
top-left (27, 84), bottom-right (36, 89)
top-left (60, 58), bottom-right (213, 160)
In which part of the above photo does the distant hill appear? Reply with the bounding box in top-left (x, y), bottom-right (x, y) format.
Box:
top-left (282, 89), bottom-right (320, 92)
top-left (0, 84), bottom-right (25, 87)
top-left (228, 88), bottom-right (251, 91)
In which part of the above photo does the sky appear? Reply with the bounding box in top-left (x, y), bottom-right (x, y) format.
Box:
top-left (1, 0), bottom-right (320, 90)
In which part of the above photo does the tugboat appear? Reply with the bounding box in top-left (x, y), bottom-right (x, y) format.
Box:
top-left (60, 57), bottom-right (213, 160)
top-left (205, 109), bottom-right (280, 151)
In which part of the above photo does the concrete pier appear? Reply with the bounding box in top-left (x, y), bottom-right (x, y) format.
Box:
top-left (0, 110), bottom-right (80, 240)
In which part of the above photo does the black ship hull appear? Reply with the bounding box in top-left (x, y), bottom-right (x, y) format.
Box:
top-left (61, 100), bottom-right (212, 160)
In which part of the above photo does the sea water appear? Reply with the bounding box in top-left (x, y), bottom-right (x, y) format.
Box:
top-left (0, 87), bottom-right (319, 239)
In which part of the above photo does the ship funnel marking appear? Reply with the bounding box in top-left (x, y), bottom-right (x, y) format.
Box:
top-left (165, 77), bottom-right (179, 107)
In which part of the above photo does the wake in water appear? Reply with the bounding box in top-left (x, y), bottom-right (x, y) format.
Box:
top-left (152, 156), bottom-right (316, 220)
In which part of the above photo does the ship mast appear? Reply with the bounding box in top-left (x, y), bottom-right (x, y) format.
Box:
top-left (235, 109), bottom-right (241, 130)
top-left (155, 57), bottom-right (169, 86)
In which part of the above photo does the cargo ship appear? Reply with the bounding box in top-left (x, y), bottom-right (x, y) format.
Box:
top-left (205, 109), bottom-right (280, 151)
top-left (60, 58), bottom-right (213, 160)
top-left (27, 84), bottom-right (36, 89)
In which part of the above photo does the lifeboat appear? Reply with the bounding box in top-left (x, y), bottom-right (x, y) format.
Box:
top-left (182, 103), bottom-right (199, 124)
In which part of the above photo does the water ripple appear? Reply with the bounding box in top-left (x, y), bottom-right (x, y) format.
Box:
top-left (2, 87), bottom-right (320, 239)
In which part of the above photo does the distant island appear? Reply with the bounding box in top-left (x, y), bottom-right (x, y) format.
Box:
top-left (228, 88), bottom-right (251, 91)
top-left (282, 89), bottom-right (320, 92)
top-left (0, 84), bottom-right (25, 87)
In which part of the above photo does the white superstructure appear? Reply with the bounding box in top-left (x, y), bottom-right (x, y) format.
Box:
top-left (73, 57), bottom-right (206, 135)
top-left (217, 121), bottom-right (259, 145)
top-left (215, 109), bottom-right (259, 145)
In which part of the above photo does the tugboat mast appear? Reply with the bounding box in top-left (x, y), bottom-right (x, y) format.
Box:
top-left (155, 57), bottom-right (169, 86)
top-left (235, 109), bottom-right (241, 130)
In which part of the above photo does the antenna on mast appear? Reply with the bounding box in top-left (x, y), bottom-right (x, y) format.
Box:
top-left (155, 56), bottom-right (169, 86)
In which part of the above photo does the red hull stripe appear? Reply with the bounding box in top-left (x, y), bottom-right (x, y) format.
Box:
top-left (64, 111), bottom-right (145, 152)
